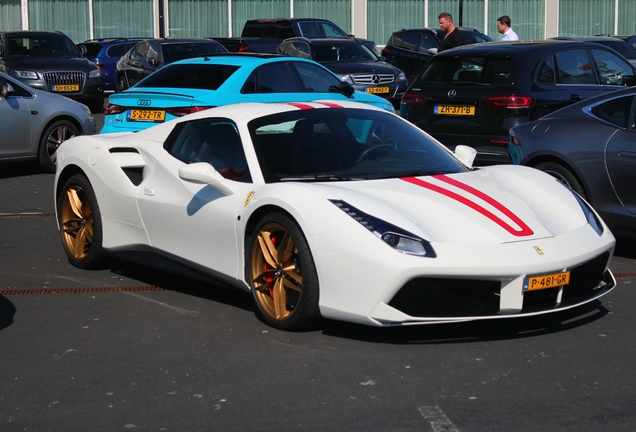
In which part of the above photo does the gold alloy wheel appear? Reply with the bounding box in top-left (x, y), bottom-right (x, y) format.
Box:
top-left (250, 222), bottom-right (303, 321)
top-left (60, 185), bottom-right (94, 260)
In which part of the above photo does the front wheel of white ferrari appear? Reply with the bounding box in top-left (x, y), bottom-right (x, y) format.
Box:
top-left (57, 174), bottom-right (106, 269)
top-left (247, 213), bottom-right (321, 331)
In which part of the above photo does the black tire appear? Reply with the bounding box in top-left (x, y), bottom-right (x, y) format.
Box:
top-left (535, 162), bottom-right (586, 199)
top-left (246, 213), bottom-right (321, 331)
top-left (57, 174), bottom-right (106, 269)
top-left (38, 120), bottom-right (80, 173)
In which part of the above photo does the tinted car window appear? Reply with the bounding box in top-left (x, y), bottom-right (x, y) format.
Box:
top-left (418, 33), bottom-right (438, 51)
top-left (136, 64), bottom-right (240, 89)
top-left (591, 96), bottom-right (635, 128)
top-left (256, 63), bottom-right (300, 93)
top-left (130, 42), bottom-right (148, 61)
top-left (8, 34), bottom-right (78, 56)
top-left (589, 48), bottom-right (635, 85)
top-left (166, 118), bottom-right (250, 182)
top-left (399, 32), bottom-right (419, 51)
top-left (320, 22), bottom-right (348, 37)
top-left (293, 61), bottom-right (340, 92)
top-left (536, 55), bottom-right (556, 84)
top-left (82, 43), bottom-right (103, 58)
top-left (160, 42), bottom-right (225, 64)
top-left (313, 42), bottom-right (376, 62)
top-left (107, 42), bottom-right (138, 58)
top-left (554, 49), bottom-right (596, 84)
top-left (416, 57), bottom-right (515, 87)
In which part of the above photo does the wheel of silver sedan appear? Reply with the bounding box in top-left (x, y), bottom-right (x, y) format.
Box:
top-left (57, 174), bottom-right (105, 269)
top-left (248, 213), bottom-right (320, 331)
top-left (39, 120), bottom-right (80, 172)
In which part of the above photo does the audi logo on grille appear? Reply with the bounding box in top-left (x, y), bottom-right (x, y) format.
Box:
top-left (448, 90), bottom-right (457, 98)
top-left (137, 99), bottom-right (152, 107)
top-left (371, 75), bottom-right (380, 84)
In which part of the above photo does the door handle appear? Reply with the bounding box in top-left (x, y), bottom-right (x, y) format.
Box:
top-left (569, 94), bottom-right (582, 102)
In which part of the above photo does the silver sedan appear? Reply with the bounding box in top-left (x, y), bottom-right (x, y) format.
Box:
top-left (0, 72), bottom-right (96, 172)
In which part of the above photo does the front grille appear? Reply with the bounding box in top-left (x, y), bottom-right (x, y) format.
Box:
top-left (522, 252), bottom-right (610, 312)
top-left (43, 71), bottom-right (86, 88)
top-left (388, 278), bottom-right (501, 317)
top-left (352, 73), bottom-right (395, 85)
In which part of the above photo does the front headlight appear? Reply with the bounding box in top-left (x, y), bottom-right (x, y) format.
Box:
top-left (89, 69), bottom-right (102, 79)
top-left (397, 71), bottom-right (406, 81)
top-left (570, 190), bottom-right (604, 236)
top-left (339, 74), bottom-right (354, 85)
top-left (15, 70), bottom-right (39, 80)
top-left (331, 200), bottom-right (436, 257)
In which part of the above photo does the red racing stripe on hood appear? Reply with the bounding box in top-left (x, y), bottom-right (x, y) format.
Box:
top-left (285, 103), bottom-right (316, 110)
top-left (402, 175), bottom-right (534, 236)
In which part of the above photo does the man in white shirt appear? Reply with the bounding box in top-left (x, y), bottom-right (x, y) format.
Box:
top-left (497, 15), bottom-right (519, 41)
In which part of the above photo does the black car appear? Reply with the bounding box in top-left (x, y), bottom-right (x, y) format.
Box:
top-left (400, 40), bottom-right (636, 165)
top-left (509, 86), bottom-right (636, 238)
top-left (0, 30), bottom-right (104, 112)
top-left (115, 38), bottom-right (228, 91)
top-left (605, 34), bottom-right (636, 49)
top-left (551, 36), bottom-right (636, 67)
top-left (381, 27), bottom-right (492, 83)
top-left (276, 37), bottom-right (408, 106)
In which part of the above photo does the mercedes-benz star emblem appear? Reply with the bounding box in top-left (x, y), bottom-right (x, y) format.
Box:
top-left (137, 99), bottom-right (152, 107)
top-left (448, 90), bottom-right (457, 98)
top-left (372, 75), bottom-right (380, 84)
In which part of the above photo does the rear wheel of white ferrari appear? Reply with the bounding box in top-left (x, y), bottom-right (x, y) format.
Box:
top-left (57, 174), bottom-right (105, 269)
top-left (247, 213), bottom-right (320, 331)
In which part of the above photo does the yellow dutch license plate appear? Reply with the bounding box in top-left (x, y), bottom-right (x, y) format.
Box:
top-left (523, 271), bottom-right (571, 291)
top-left (367, 87), bottom-right (389, 94)
top-left (129, 109), bottom-right (166, 122)
top-left (434, 105), bottom-right (475, 116)
top-left (53, 84), bottom-right (79, 92)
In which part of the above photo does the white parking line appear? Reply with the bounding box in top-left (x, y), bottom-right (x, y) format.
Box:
top-left (418, 405), bottom-right (459, 432)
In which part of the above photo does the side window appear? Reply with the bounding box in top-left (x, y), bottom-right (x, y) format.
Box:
top-left (241, 71), bottom-right (257, 93)
top-left (255, 63), bottom-right (300, 93)
top-left (391, 32), bottom-right (405, 48)
top-left (108, 43), bottom-right (136, 58)
top-left (536, 55), bottom-right (556, 84)
top-left (293, 61), bottom-right (340, 92)
top-left (146, 42), bottom-right (159, 63)
top-left (554, 49), bottom-right (597, 84)
top-left (589, 48), bottom-right (635, 86)
top-left (277, 42), bottom-right (292, 56)
top-left (298, 22), bottom-right (321, 38)
top-left (591, 96), bottom-right (635, 129)
top-left (166, 119), bottom-right (251, 182)
top-left (293, 42), bottom-right (311, 59)
top-left (130, 42), bottom-right (148, 61)
top-left (418, 33), bottom-right (438, 51)
top-left (400, 32), bottom-right (419, 52)
top-left (320, 22), bottom-right (347, 38)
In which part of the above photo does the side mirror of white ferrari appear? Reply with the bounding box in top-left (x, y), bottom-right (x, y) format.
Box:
top-left (179, 162), bottom-right (235, 196)
top-left (454, 145), bottom-right (477, 168)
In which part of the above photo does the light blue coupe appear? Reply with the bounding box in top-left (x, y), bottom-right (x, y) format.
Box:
top-left (102, 53), bottom-right (395, 133)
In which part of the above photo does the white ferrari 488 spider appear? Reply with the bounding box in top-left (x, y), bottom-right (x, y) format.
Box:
top-left (54, 101), bottom-right (616, 331)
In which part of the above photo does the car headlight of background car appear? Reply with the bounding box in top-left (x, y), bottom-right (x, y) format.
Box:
top-left (331, 200), bottom-right (436, 257)
top-left (397, 71), bottom-right (406, 82)
top-left (89, 69), bottom-right (102, 79)
top-left (15, 70), bottom-right (39, 80)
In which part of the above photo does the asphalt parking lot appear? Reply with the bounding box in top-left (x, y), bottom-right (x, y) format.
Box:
top-left (1, 105), bottom-right (636, 431)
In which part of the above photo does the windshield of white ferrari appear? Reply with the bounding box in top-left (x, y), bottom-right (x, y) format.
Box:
top-left (249, 108), bottom-right (467, 183)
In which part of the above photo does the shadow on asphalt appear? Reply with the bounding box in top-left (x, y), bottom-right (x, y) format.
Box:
top-left (0, 161), bottom-right (43, 179)
top-left (0, 296), bottom-right (16, 330)
top-left (320, 301), bottom-right (610, 344)
top-left (105, 257), bottom-right (611, 344)
top-left (615, 237), bottom-right (636, 259)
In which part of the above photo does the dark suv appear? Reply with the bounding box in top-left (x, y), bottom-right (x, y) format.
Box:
top-left (381, 27), bottom-right (492, 83)
top-left (400, 40), bottom-right (636, 165)
top-left (0, 30), bottom-right (104, 112)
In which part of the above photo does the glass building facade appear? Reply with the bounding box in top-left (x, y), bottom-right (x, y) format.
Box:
top-left (1, 0), bottom-right (635, 45)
